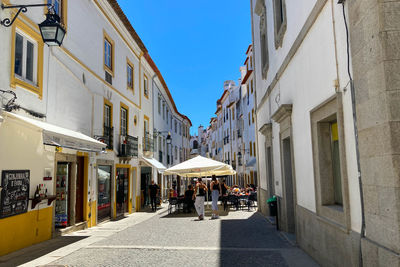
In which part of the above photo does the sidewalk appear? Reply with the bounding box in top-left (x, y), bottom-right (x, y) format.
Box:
top-left (0, 205), bottom-right (166, 267)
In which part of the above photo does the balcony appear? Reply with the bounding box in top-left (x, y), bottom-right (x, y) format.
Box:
top-left (95, 125), bottom-right (113, 150)
top-left (143, 133), bottom-right (154, 153)
top-left (118, 135), bottom-right (138, 157)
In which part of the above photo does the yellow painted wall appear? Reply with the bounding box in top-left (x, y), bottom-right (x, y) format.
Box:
top-left (0, 116), bottom-right (56, 256)
top-left (0, 207), bottom-right (53, 256)
top-left (86, 201), bottom-right (97, 228)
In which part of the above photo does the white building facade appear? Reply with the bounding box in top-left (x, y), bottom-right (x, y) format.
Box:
top-left (0, 0), bottom-right (190, 256)
top-left (251, 0), bottom-right (362, 265)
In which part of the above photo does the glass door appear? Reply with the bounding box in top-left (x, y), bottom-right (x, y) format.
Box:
top-left (55, 163), bottom-right (69, 228)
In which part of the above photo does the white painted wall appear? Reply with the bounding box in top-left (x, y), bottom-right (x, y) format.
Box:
top-left (252, 0), bottom-right (361, 231)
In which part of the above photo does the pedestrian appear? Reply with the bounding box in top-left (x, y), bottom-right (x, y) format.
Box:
top-left (210, 175), bottom-right (221, 219)
top-left (148, 180), bottom-right (159, 212)
top-left (184, 184), bottom-right (194, 213)
top-left (220, 179), bottom-right (229, 211)
top-left (193, 178), bottom-right (207, 220)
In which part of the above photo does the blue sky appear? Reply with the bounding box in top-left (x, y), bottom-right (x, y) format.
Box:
top-left (118, 0), bottom-right (252, 134)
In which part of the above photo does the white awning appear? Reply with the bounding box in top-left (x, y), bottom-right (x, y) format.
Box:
top-left (142, 157), bottom-right (166, 173)
top-left (5, 112), bottom-right (106, 152)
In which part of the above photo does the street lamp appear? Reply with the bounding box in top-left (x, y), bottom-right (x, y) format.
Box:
top-left (1, 3), bottom-right (66, 46)
top-left (39, 12), bottom-right (66, 46)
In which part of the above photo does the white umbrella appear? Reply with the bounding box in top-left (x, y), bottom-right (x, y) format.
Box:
top-left (164, 155), bottom-right (236, 177)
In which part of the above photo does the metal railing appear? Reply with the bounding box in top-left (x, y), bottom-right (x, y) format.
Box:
top-left (95, 125), bottom-right (113, 150)
top-left (118, 134), bottom-right (138, 157)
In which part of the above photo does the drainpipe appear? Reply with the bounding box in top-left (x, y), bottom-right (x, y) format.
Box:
top-left (340, 1), bottom-right (366, 266)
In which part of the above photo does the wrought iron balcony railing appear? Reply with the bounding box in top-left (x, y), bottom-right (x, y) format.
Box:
top-left (95, 125), bottom-right (114, 150)
top-left (118, 134), bottom-right (138, 157)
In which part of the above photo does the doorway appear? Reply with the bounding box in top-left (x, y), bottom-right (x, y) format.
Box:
top-left (116, 168), bottom-right (129, 217)
top-left (282, 137), bottom-right (295, 234)
top-left (140, 167), bottom-right (152, 208)
top-left (75, 156), bottom-right (84, 223)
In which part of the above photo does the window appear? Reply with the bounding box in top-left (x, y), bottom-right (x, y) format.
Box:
top-left (253, 142), bottom-right (256, 157)
top-left (158, 95), bottom-right (161, 115)
top-left (232, 107), bottom-right (235, 120)
top-left (104, 103), bottom-right (112, 128)
top-left (174, 120), bottom-right (177, 133)
top-left (248, 112), bottom-right (251, 126)
top-left (252, 108), bottom-right (255, 123)
top-left (14, 32), bottom-right (36, 83)
top-left (179, 124), bottom-right (182, 135)
top-left (258, 1), bottom-right (269, 79)
top-left (120, 103), bottom-right (129, 136)
top-left (162, 102), bottom-right (165, 119)
top-left (47, 0), bottom-right (67, 27)
top-left (103, 98), bottom-right (113, 149)
top-left (250, 142), bottom-right (253, 156)
top-left (127, 59), bottom-right (134, 91)
top-left (311, 94), bottom-right (350, 228)
top-left (11, 20), bottom-right (44, 97)
top-left (166, 109), bottom-right (169, 124)
top-left (174, 146), bottom-right (178, 160)
top-left (251, 80), bottom-right (254, 94)
top-left (103, 31), bottom-right (114, 76)
top-left (143, 75), bottom-right (149, 98)
top-left (273, 0), bottom-right (287, 48)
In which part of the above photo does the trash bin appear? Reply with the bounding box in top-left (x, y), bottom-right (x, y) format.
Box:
top-left (267, 196), bottom-right (277, 217)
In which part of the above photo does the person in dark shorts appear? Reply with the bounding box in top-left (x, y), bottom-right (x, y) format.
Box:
top-left (148, 180), bottom-right (159, 212)
top-left (184, 184), bottom-right (195, 213)
top-left (220, 179), bottom-right (229, 211)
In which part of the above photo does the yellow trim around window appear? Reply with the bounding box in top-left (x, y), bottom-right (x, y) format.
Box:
top-left (103, 98), bottom-right (113, 129)
top-left (120, 102), bottom-right (129, 136)
top-left (143, 74), bottom-right (149, 99)
top-left (10, 18), bottom-right (44, 99)
top-left (126, 57), bottom-right (134, 93)
top-left (103, 30), bottom-right (115, 77)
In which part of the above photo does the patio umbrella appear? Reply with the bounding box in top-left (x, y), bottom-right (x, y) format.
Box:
top-left (164, 155), bottom-right (236, 208)
top-left (164, 155), bottom-right (236, 177)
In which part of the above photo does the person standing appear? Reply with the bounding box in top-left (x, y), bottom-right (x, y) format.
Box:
top-left (193, 178), bottom-right (207, 220)
top-left (220, 179), bottom-right (229, 211)
top-left (210, 175), bottom-right (221, 219)
top-left (148, 180), bottom-right (159, 212)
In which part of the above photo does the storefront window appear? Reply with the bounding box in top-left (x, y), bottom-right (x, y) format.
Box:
top-left (97, 165), bottom-right (111, 222)
top-left (55, 163), bottom-right (69, 227)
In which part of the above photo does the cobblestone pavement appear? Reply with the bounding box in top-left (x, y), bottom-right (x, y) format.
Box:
top-left (49, 206), bottom-right (318, 267)
top-left (4, 204), bottom-right (318, 267)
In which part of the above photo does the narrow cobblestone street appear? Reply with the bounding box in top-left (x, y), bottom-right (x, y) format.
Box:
top-left (1, 205), bottom-right (318, 267)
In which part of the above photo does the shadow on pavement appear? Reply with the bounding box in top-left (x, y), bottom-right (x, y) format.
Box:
top-left (0, 236), bottom-right (88, 267)
top-left (219, 213), bottom-right (292, 267)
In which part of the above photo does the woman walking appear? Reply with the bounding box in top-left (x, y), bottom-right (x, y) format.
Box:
top-left (194, 178), bottom-right (207, 220)
top-left (210, 175), bottom-right (221, 219)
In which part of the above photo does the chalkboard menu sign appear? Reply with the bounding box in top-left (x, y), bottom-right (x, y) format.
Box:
top-left (0, 170), bottom-right (30, 218)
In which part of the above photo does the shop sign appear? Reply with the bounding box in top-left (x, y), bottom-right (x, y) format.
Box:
top-left (0, 170), bottom-right (30, 218)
